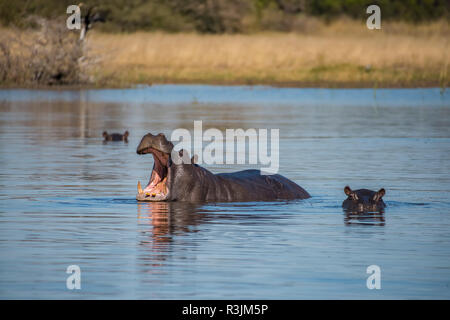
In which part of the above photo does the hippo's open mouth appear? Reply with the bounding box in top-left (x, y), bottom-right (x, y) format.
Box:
top-left (136, 133), bottom-right (174, 201)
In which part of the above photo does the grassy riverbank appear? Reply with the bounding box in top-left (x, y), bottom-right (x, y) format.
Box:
top-left (87, 19), bottom-right (450, 88)
top-left (1, 19), bottom-right (449, 88)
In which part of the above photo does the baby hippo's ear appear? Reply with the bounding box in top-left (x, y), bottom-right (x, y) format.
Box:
top-left (373, 188), bottom-right (386, 202)
top-left (344, 186), bottom-right (358, 200)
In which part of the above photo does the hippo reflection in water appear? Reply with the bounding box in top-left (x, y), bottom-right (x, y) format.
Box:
top-left (137, 201), bottom-right (206, 245)
top-left (342, 186), bottom-right (386, 213)
top-left (135, 133), bottom-right (310, 202)
top-left (103, 131), bottom-right (129, 142)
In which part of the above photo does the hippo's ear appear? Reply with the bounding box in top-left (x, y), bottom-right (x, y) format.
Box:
top-left (373, 188), bottom-right (386, 202)
top-left (344, 186), bottom-right (352, 196)
top-left (344, 186), bottom-right (358, 200)
top-left (172, 149), bottom-right (190, 165)
top-left (178, 149), bottom-right (186, 157)
top-left (179, 149), bottom-right (192, 164)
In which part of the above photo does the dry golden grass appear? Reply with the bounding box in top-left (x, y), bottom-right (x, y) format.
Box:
top-left (86, 19), bottom-right (448, 88)
top-left (1, 19), bottom-right (448, 88)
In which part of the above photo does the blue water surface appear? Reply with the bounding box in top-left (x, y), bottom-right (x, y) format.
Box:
top-left (0, 85), bottom-right (449, 299)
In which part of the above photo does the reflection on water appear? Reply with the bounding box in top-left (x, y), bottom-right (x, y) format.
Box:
top-left (343, 210), bottom-right (385, 226)
top-left (0, 85), bottom-right (449, 299)
top-left (137, 202), bottom-right (207, 248)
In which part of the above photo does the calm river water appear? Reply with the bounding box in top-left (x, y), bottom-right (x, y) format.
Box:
top-left (0, 85), bottom-right (449, 299)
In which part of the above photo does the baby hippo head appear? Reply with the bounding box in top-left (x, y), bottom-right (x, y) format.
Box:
top-left (103, 130), bottom-right (129, 142)
top-left (343, 186), bottom-right (386, 213)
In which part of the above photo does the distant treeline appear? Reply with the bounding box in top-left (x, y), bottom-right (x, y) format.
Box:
top-left (1, 0), bottom-right (448, 33)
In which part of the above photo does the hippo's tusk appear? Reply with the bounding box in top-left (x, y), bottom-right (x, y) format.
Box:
top-left (137, 181), bottom-right (143, 194)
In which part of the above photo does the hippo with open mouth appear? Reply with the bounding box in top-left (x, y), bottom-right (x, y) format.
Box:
top-left (342, 186), bottom-right (386, 212)
top-left (136, 133), bottom-right (310, 202)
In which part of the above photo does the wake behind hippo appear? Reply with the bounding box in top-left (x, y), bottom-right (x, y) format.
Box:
top-left (135, 133), bottom-right (310, 202)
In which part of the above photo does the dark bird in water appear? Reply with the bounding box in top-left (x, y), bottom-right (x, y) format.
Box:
top-left (78, 3), bottom-right (105, 41)
top-left (103, 131), bottom-right (129, 142)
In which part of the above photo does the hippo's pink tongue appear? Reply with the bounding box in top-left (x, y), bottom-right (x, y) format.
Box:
top-left (144, 171), bottom-right (161, 193)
